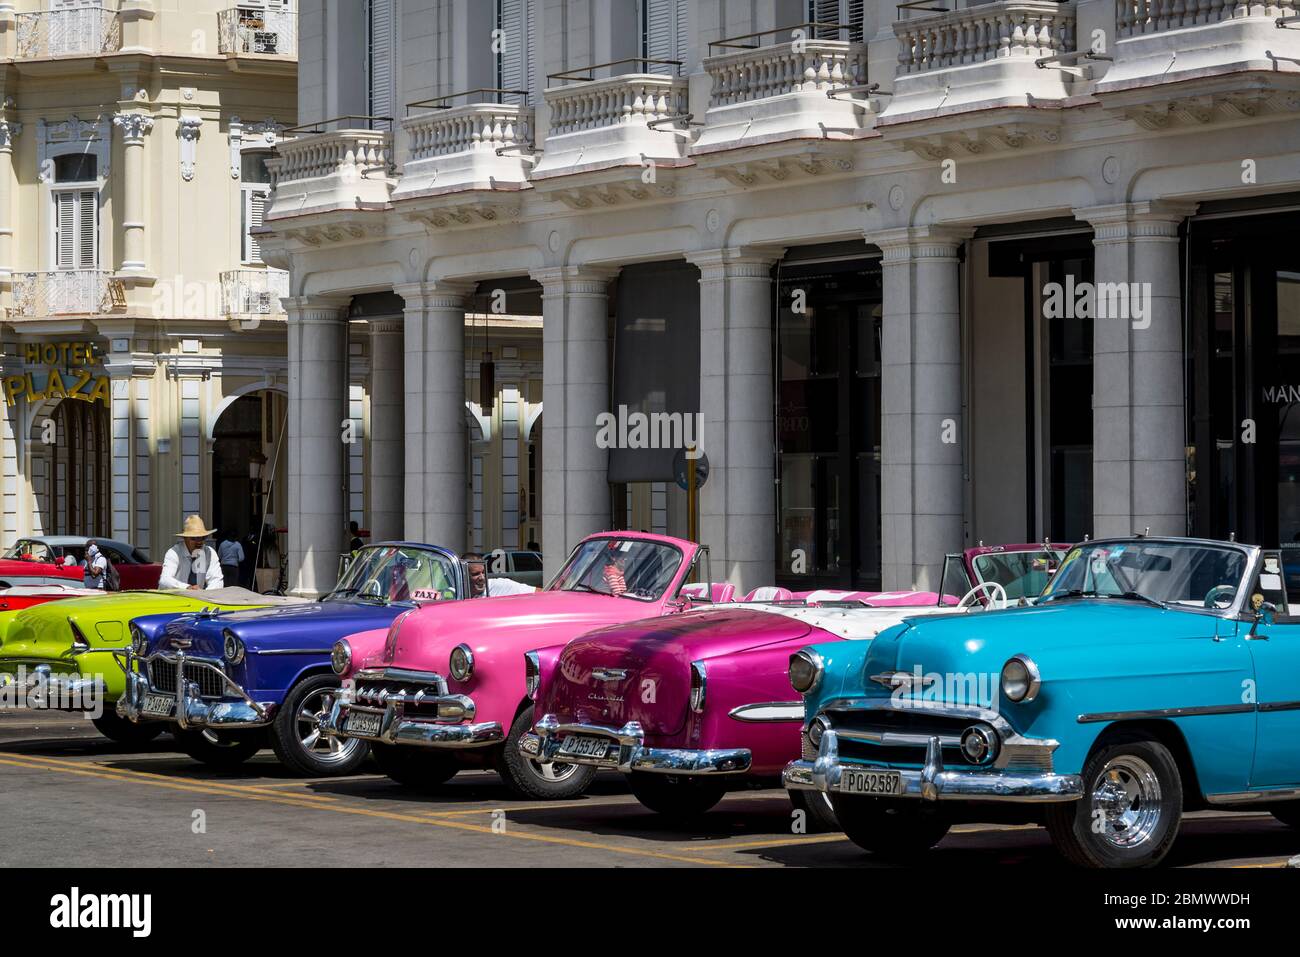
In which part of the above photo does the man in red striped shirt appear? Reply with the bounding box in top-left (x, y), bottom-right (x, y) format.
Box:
top-left (600, 551), bottom-right (628, 597)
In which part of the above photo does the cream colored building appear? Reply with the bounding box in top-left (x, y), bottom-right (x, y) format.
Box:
top-left (0, 0), bottom-right (297, 566)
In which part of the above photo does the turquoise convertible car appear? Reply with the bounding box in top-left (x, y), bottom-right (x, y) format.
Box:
top-left (784, 536), bottom-right (1300, 868)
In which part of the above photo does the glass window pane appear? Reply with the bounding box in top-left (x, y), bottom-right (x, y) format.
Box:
top-left (241, 151), bottom-right (272, 184)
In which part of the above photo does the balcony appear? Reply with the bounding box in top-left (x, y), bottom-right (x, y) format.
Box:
top-left (394, 91), bottom-right (535, 202)
top-left (530, 61), bottom-right (691, 187)
top-left (878, 1), bottom-right (1079, 126)
top-left (267, 120), bottom-right (394, 220)
top-left (221, 269), bottom-right (289, 319)
top-left (693, 24), bottom-right (871, 155)
top-left (218, 6), bottom-right (297, 57)
top-left (11, 271), bottom-right (121, 318)
top-left (16, 6), bottom-right (121, 59)
top-left (1096, 0), bottom-right (1300, 104)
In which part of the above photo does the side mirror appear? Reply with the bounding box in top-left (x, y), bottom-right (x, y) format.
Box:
top-left (1250, 601), bottom-right (1278, 638)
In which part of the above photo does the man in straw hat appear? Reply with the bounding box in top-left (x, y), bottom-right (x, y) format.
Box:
top-left (160, 515), bottom-right (225, 591)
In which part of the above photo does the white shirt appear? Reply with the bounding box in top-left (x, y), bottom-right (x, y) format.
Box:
top-left (159, 543), bottom-right (224, 590)
top-left (218, 539), bottom-right (245, 566)
top-left (86, 549), bottom-right (108, 589)
top-left (487, 577), bottom-right (536, 597)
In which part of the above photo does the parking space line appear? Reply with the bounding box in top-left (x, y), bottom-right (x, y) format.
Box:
top-left (0, 755), bottom-right (745, 868)
top-left (689, 834), bottom-right (850, 852)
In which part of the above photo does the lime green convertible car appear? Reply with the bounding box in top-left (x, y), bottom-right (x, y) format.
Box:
top-left (0, 587), bottom-right (307, 743)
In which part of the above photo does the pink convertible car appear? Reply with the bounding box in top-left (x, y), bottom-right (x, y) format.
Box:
top-left (326, 532), bottom-right (734, 798)
top-left (520, 542), bottom-right (1068, 824)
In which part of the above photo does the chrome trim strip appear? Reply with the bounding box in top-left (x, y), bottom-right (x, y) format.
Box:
top-left (523, 715), bottom-right (751, 775)
top-left (728, 701), bottom-right (805, 723)
top-left (1078, 703), bottom-right (1256, 723)
top-left (1206, 788), bottom-right (1300, 805)
top-left (1258, 700), bottom-right (1300, 714)
top-left (253, 648), bottom-right (324, 656)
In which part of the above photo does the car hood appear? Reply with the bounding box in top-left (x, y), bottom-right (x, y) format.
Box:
top-left (541, 608), bottom-right (813, 735)
top-left (161, 600), bottom-right (406, 657)
top-left (385, 590), bottom-right (656, 668)
top-left (857, 601), bottom-right (1229, 709)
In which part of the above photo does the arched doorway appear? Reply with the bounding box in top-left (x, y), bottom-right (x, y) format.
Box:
top-left (211, 390), bottom-right (285, 552)
top-left (31, 399), bottom-right (110, 536)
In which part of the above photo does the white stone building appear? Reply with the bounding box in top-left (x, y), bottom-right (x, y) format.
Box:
top-left (264, 0), bottom-right (1300, 598)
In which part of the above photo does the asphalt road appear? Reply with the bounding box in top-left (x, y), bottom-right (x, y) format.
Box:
top-left (2, 710), bottom-right (1297, 869)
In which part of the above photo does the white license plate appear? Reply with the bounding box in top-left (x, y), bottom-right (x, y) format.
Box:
top-left (142, 694), bottom-right (175, 717)
top-left (559, 735), bottom-right (611, 759)
top-left (344, 710), bottom-right (383, 738)
top-left (840, 768), bottom-right (904, 796)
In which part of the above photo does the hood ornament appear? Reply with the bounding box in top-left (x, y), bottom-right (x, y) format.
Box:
top-left (591, 668), bottom-right (628, 682)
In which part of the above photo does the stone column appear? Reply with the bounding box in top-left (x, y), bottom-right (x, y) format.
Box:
top-left (531, 266), bottom-right (616, 582)
top-left (871, 226), bottom-right (971, 591)
top-left (395, 281), bottom-right (470, 551)
top-left (1076, 201), bottom-right (1195, 538)
top-left (0, 118), bottom-right (20, 286)
top-left (686, 248), bottom-right (781, 595)
top-left (285, 296), bottom-right (349, 597)
top-left (367, 318), bottom-right (405, 544)
top-left (112, 112), bottom-right (154, 274)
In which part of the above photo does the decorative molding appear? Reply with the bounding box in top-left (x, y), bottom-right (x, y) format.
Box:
top-left (113, 112), bottom-right (154, 145)
top-left (38, 115), bottom-right (111, 183)
top-left (685, 247), bottom-right (785, 283)
top-left (868, 226), bottom-right (974, 264)
top-left (1073, 201), bottom-right (1199, 244)
top-left (0, 120), bottom-right (21, 152)
top-left (177, 116), bottom-right (202, 182)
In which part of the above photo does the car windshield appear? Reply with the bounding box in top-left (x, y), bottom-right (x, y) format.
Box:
top-left (548, 538), bottom-right (682, 601)
top-left (971, 549), bottom-right (1066, 601)
top-left (3, 541), bottom-right (53, 562)
top-left (326, 546), bottom-right (457, 605)
top-left (1041, 541), bottom-right (1249, 611)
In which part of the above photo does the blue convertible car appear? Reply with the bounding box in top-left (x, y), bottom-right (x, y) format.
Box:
top-left (784, 536), bottom-right (1300, 868)
top-left (118, 543), bottom-right (468, 775)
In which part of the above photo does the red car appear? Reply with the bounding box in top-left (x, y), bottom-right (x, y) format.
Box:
top-left (0, 584), bottom-right (102, 613)
top-left (0, 537), bottom-right (162, 590)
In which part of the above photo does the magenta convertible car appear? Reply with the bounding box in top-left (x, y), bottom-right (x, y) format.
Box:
top-left (520, 541), bottom-right (1068, 825)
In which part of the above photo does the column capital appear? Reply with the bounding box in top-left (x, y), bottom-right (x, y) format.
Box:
top-left (529, 265), bottom-right (619, 295)
top-left (1073, 201), bottom-right (1198, 243)
top-left (867, 225), bottom-right (974, 263)
top-left (0, 120), bottom-right (21, 152)
top-left (369, 318), bottom-right (404, 336)
top-left (282, 295), bottom-right (349, 322)
top-left (685, 247), bottom-right (785, 281)
top-left (393, 280), bottom-right (476, 311)
top-left (112, 111), bottom-right (154, 144)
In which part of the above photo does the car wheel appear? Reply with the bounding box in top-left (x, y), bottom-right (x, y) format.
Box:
top-left (175, 728), bottom-right (266, 768)
top-left (1045, 733), bottom-right (1183, 868)
top-left (831, 795), bottom-right (950, 858)
top-left (628, 772), bottom-right (728, 819)
top-left (789, 788), bottom-right (839, 833)
top-left (268, 674), bottom-right (369, 777)
top-left (496, 705), bottom-right (596, 799)
top-left (371, 742), bottom-right (460, 790)
top-left (91, 711), bottom-right (165, 746)
top-left (1270, 804), bottom-right (1300, 829)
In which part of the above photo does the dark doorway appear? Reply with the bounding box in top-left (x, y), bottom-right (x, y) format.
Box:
top-left (1188, 211), bottom-right (1300, 574)
top-left (776, 258), bottom-right (883, 591)
top-left (212, 394), bottom-right (267, 545)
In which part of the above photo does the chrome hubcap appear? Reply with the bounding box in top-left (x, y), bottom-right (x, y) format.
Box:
top-left (1091, 755), bottom-right (1162, 849)
top-left (529, 755), bottom-right (579, 783)
top-left (297, 688), bottom-right (363, 765)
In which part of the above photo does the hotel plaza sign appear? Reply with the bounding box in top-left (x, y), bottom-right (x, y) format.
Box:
top-left (3, 341), bottom-right (111, 409)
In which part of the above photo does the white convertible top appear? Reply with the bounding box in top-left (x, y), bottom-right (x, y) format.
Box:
top-left (159, 586), bottom-right (311, 606)
top-left (732, 602), bottom-right (964, 640)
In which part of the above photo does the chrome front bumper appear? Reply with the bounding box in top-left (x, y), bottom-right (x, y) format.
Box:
top-left (520, 714), bottom-right (752, 776)
top-left (0, 664), bottom-right (105, 710)
top-left (325, 682), bottom-right (502, 749)
top-left (783, 731), bottom-right (1082, 803)
top-left (114, 648), bottom-right (273, 730)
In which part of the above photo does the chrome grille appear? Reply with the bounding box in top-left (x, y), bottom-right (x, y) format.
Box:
top-left (353, 679), bottom-right (444, 712)
top-left (149, 660), bottom-right (226, 699)
top-left (801, 730), bottom-right (817, 762)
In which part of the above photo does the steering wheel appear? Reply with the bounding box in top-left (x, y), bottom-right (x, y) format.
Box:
top-left (1203, 584), bottom-right (1237, 609)
top-left (958, 581), bottom-right (1008, 611)
top-left (363, 579), bottom-right (382, 598)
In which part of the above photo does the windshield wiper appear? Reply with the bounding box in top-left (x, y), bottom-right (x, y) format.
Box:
top-left (1041, 588), bottom-right (1166, 609)
top-left (568, 582), bottom-right (612, 597)
top-left (1116, 591), bottom-right (1169, 609)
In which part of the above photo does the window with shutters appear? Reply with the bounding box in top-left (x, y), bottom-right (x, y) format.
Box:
top-left (52, 189), bottom-right (98, 271)
top-left (640, 0), bottom-right (687, 76)
top-left (241, 150), bottom-right (272, 264)
top-left (809, 0), bottom-right (865, 42)
top-left (365, 0), bottom-right (395, 122)
top-left (496, 0), bottom-right (534, 104)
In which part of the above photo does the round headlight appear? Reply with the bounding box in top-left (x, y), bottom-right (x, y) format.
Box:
top-left (1001, 654), bottom-right (1041, 703)
top-left (789, 649), bottom-right (824, 695)
top-left (807, 714), bottom-right (830, 747)
top-left (960, 725), bottom-right (999, 765)
top-left (331, 639), bottom-right (352, 676)
top-left (222, 629), bottom-right (245, 666)
top-left (130, 625), bottom-right (148, 655)
top-left (449, 643), bottom-right (475, 682)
